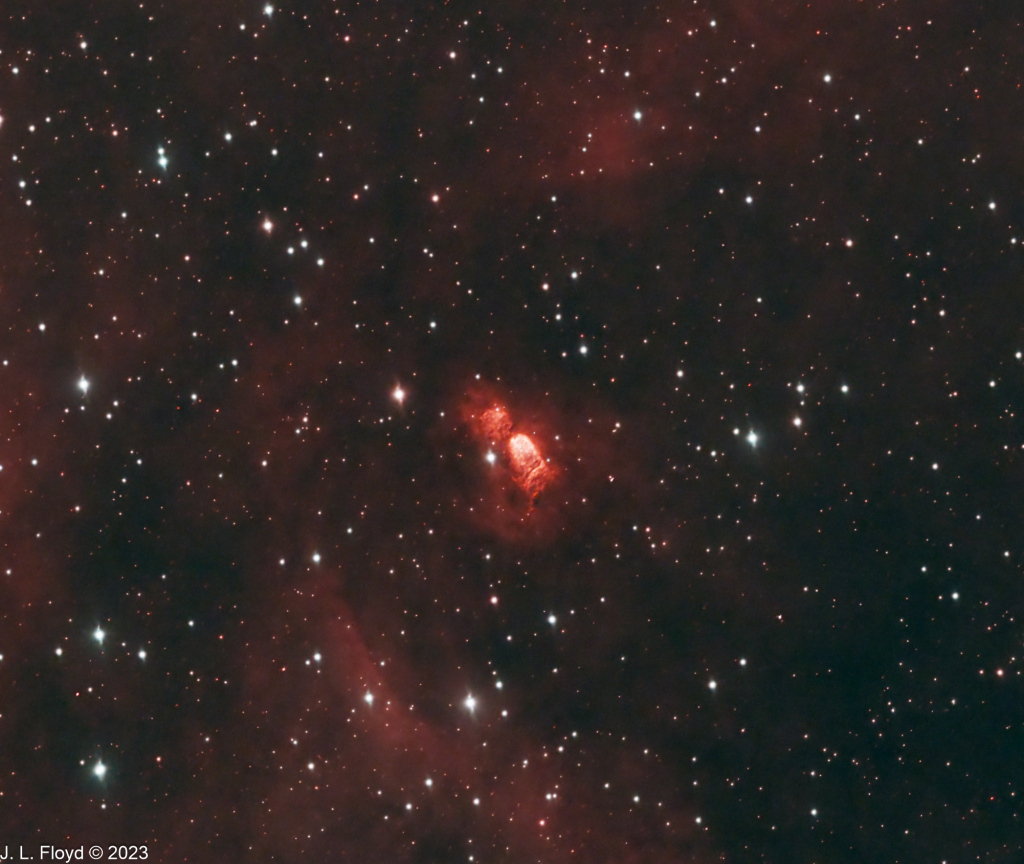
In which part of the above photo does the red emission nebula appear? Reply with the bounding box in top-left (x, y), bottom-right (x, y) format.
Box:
top-left (473, 404), bottom-right (556, 501)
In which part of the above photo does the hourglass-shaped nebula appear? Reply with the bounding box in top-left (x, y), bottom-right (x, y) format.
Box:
top-left (475, 404), bottom-right (554, 499)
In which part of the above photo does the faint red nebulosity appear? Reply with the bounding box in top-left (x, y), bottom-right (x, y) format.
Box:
top-left (479, 405), bottom-right (513, 444)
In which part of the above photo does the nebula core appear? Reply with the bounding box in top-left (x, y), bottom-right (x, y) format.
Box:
top-left (470, 401), bottom-right (556, 501)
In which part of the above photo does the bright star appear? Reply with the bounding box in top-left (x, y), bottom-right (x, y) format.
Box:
top-left (94, 762), bottom-right (106, 779)
top-left (747, 431), bottom-right (758, 446)
top-left (93, 627), bottom-right (105, 644)
top-left (465, 694), bottom-right (477, 712)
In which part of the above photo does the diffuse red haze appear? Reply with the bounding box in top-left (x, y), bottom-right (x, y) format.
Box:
top-left (479, 405), bottom-right (514, 444)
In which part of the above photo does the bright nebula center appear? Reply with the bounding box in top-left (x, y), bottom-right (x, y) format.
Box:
top-left (470, 401), bottom-right (554, 499)
top-left (508, 433), bottom-right (551, 497)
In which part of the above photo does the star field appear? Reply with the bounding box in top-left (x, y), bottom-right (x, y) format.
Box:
top-left (0, 1), bottom-right (1022, 862)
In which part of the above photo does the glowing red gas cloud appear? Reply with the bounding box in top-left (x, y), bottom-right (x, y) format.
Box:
top-left (468, 400), bottom-right (555, 500)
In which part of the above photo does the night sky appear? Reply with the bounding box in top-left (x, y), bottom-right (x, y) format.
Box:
top-left (0, 1), bottom-right (1021, 861)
